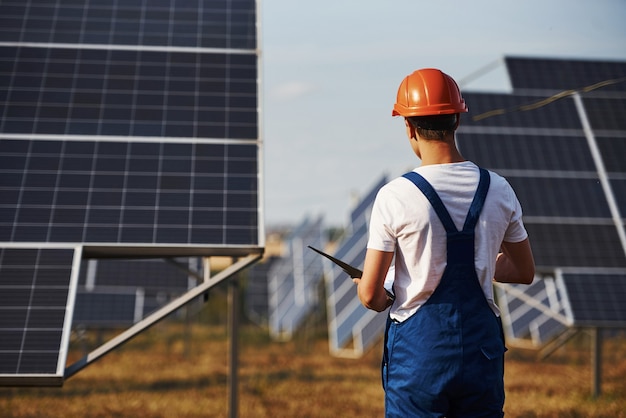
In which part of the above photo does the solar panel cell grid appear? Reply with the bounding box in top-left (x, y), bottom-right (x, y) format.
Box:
top-left (0, 0), bottom-right (256, 49)
top-left (0, 139), bottom-right (259, 248)
top-left (611, 179), bottom-right (626, 215)
top-left (506, 57), bottom-right (626, 92)
top-left (0, 47), bottom-right (258, 139)
top-left (0, 247), bottom-right (77, 377)
top-left (1, 0), bottom-right (262, 384)
top-left (564, 274), bottom-right (626, 325)
top-left (457, 134), bottom-right (595, 172)
top-left (597, 137), bottom-right (626, 173)
top-left (461, 93), bottom-right (582, 129)
top-left (508, 177), bottom-right (610, 218)
top-left (525, 224), bottom-right (626, 268)
top-left (582, 96), bottom-right (626, 131)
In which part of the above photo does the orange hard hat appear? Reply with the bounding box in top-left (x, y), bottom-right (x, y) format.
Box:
top-left (392, 68), bottom-right (468, 117)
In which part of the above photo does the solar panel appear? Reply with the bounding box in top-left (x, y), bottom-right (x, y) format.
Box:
top-left (0, 246), bottom-right (81, 386)
top-left (325, 176), bottom-right (387, 358)
top-left (0, 47), bottom-right (258, 139)
top-left (459, 69), bottom-right (626, 271)
top-left (496, 270), bottom-right (626, 348)
top-left (495, 274), bottom-right (572, 347)
top-left (505, 57), bottom-right (626, 92)
top-left (0, 0), bottom-right (261, 255)
top-left (72, 258), bottom-right (194, 327)
top-left (0, 139), bottom-right (260, 253)
top-left (458, 57), bottom-right (626, 348)
top-left (268, 216), bottom-right (325, 340)
top-left (0, 0), bottom-right (256, 50)
top-left (245, 256), bottom-right (279, 327)
top-left (73, 290), bottom-right (141, 328)
top-left (563, 272), bottom-right (626, 327)
top-left (0, 0), bottom-right (261, 385)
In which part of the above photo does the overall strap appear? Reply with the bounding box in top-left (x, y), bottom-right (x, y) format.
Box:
top-left (402, 171), bottom-right (457, 233)
top-left (462, 167), bottom-right (490, 232)
top-left (402, 167), bottom-right (491, 234)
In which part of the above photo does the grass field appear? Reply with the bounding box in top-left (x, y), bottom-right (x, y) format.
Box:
top-left (1, 320), bottom-right (625, 417)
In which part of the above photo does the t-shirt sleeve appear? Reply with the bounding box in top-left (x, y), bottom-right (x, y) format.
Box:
top-left (503, 183), bottom-right (529, 243)
top-left (367, 187), bottom-right (397, 252)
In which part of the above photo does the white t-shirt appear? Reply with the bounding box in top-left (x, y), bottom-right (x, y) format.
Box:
top-left (367, 161), bottom-right (528, 322)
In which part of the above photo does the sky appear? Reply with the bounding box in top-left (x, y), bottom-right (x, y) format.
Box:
top-left (260, 0), bottom-right (626, 229)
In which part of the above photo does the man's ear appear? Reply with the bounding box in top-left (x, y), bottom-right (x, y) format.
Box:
top-left (405, 118), bottom-right (417, 140)
top-left (454, 114), bottom-right (460, 130)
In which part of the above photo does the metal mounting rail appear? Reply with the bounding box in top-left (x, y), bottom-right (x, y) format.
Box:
top-left (64, 253), bottom-right (262, 379)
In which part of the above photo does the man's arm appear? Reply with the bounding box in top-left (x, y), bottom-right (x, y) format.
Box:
top-left (353, 248), bottom-right (394, 312)
top-left (494, 238), bottom-right (535, 284)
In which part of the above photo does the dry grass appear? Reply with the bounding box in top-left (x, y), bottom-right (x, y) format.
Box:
top-left (1, 323), bottom-right (624, 418)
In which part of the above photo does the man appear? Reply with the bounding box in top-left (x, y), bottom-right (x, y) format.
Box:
top-left (353, 68), bottom-right (535, 417)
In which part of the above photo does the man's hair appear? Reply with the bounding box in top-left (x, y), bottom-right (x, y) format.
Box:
top-left (406, 114), bottom-right (458, 140)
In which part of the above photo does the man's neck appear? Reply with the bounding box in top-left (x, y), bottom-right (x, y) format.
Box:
top-left (418, 139), bottom-right (465, 166)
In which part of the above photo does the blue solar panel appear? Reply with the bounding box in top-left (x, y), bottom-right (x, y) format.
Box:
top-left (0, 47), bottom-right (258, 139)
top-left (0, 0), bottom-right (261, 385)
top-left (495, 275), bottom-right (571, 347)
top-left (0, 0), bottom-right (262, 255)
top-left (72, 258), bottom-right (194, 327)
top-left (73, 291), bottom-right (139, 327)
top-left (0, 0), bottom-right (256, 49)
top-left (458, 58), bottom-right (626, 272)
top-left (563, 273), bottom-right (626, 326)
top-left (268, 216), bottom-right (325, 340)
top-left (0, 139), bottom-right (260, 251)
top-left (325, 176), bottom-right (387, 357)
top-left (0, 246), bottom-right (81, 386)
top-left (245, 256), bottom-right (279, 327)
top-left (460, 57), bottom-right (626, 348)
top-left (505, 57), bottom-right (626, 92)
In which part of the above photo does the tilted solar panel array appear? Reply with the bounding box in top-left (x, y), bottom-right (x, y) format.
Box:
top-left (495, 272), bottom-right (572, 347)
top-left (457, 57), bottom-right (626, 345)
top-left (325, 176), bottom-right (388, 357)
top-left (0, 0), bottom-right (261, 253)
top-left (268, 216), bottom-right (325, 341)
top-left (0, 0), bottom-right (260, 385)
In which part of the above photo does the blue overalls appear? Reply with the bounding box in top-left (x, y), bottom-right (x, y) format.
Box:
top-left (383, 168), bottom-right (506, 418)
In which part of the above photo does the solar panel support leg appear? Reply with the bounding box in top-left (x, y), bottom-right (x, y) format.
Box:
top-left (228, 262), bottom-right (240, 418)
top-left (590, 327), bottom-right (602, 398)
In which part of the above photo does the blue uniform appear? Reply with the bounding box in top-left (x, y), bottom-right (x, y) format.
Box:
top-left (383, 168), bottom-right (506, 417)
